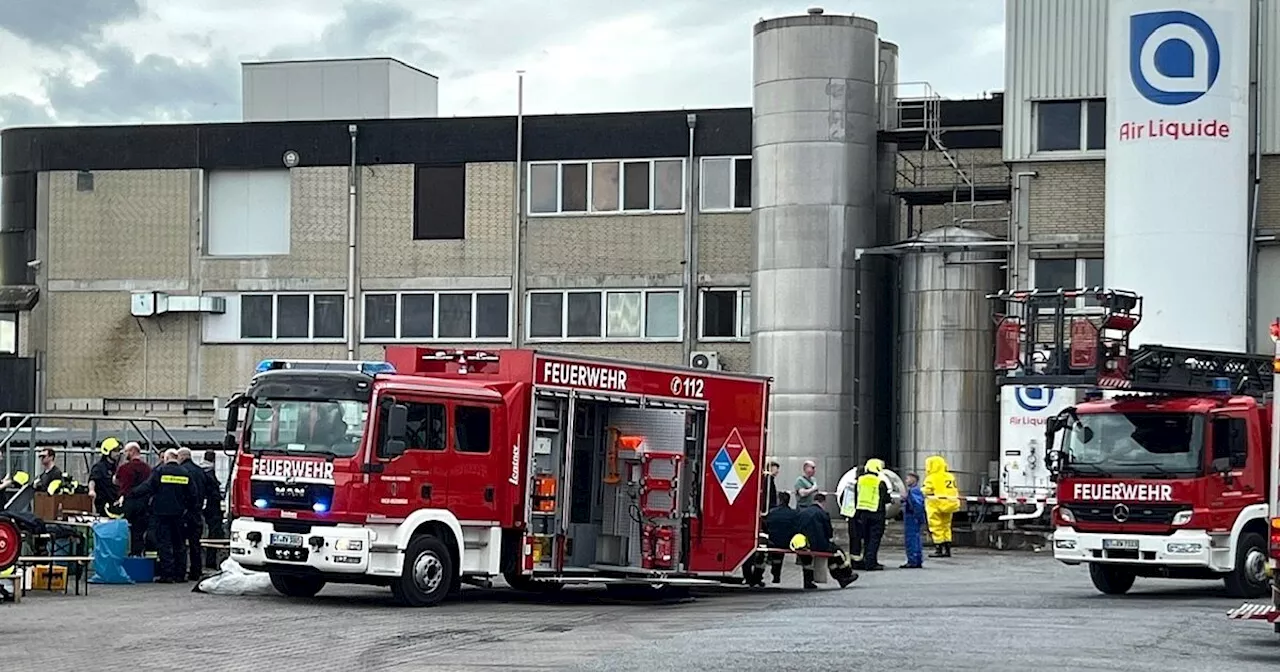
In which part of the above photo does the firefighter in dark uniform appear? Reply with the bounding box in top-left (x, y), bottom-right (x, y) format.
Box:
top-left (176, 448), bottom-right (206, 581)
top-left (763, 491), bottom-right (801, 584)
top-left (131, 450), bottom-right (199, 583)
top-left (200, 450), bottom-right (225, 570)
top-left (88, 437), bottom-right (122, 516)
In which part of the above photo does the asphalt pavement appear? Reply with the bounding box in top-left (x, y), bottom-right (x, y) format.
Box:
top-left (3, 550), bottom-right (1277, 672)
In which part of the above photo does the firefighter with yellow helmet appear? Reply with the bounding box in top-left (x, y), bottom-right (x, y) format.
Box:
top-left (850, 458), bottom-right (892, 571)
top-left (88, 437), bottom-right (123, 516)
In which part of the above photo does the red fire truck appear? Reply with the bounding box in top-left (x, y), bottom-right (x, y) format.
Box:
top-left (990, 289), bottom-right (1278, 620)
top-left (223, 348), bottom-right (772, 607)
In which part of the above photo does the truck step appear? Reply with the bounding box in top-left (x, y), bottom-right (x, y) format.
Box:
top-left (1227, 603), bottom-right (1279, 622)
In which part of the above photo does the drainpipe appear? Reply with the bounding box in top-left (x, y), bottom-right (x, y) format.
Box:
top-left (513, 71), bottom-right (526, 347)
top-left (682, 113), bottom-right (698, 364)
top-left (1010, 171), bottom-right (1037, 293)
top-left (1245, 0), bottom-right (1263, 353)
top-left (346, 124), bottom-right (358, 360)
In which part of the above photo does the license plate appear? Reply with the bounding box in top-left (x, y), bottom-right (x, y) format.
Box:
top-left (270, 533), bottom-right (303, 547)
top-left (1102, 538), bottom-right (1139, 551)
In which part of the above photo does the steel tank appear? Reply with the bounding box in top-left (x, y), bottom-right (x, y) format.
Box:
top-left (896, 226), bottom-right (1001, 498)
top-left (751, 8), bottom-right (882, 489)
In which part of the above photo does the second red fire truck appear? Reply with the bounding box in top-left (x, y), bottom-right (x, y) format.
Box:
top-left (991, 289), bottom-right (1279, 633)
top-left (223, 348), bottom-right (772, 606)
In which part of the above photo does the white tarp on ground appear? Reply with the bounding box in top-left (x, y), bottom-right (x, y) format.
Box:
top-left (194, 558), bottom-right (275, 596)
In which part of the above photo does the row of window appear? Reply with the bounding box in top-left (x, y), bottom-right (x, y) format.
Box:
top-left (203, 288), bottom-right (754, 344)
top-left (1036, 99), bottom-right (1106, 154)
top-left (203, 157), bottom-right (753, 257)
top-left (1032, 257), bottom-right (1104, 310)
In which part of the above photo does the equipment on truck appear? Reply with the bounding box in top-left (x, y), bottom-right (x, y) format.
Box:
top-left (989, 288), bottom-right (1278, 605)
top-left (223, 350), bottom-right (773, 607)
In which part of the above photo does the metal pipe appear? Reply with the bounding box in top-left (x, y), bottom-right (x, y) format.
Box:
top-left (1246, 0), bottom-right (1263, 353)
top-left (1010, 171), bottom-right (1038, 293)
top-left (513, 71), bottom-right (526, 347)
top-left (346, 124), bottom-right (359, 361)
top-left (856, 240), bottom-right (1015, 259)
top-left (682, 114), bottom-right (698, 364)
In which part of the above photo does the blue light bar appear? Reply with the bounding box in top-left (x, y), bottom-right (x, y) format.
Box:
top-left (1211, 377), bottom-right (1232, 394)
top-left (255, 359), bottom-right (397, 376)
top-left (312, 501), bottom-right (329, 513)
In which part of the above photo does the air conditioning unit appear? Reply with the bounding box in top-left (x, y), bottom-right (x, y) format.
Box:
top-left (689, 351), bottom-right (721, 371)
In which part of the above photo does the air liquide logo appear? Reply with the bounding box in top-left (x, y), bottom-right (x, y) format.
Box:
top-left (1015, 387), bottom-right (1054, 413)
top-left (1120, 9), bottom-right (1230, 142)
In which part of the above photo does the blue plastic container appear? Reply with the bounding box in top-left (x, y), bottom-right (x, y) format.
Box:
top-left (121, 556), bottom-right (155, 583)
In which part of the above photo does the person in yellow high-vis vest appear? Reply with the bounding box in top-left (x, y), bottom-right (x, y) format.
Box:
top-left (923, 455), bottom-right (961, 557)
top-left (850, 458), bottom-right (891, 571)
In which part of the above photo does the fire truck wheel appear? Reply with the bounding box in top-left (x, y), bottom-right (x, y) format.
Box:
top-left (269, 573), bottom-right (325, 598)
top-left (1088, 564), bottom-right (1135, 595)
top-left (1224, 532), bottom-right (1270, 599)
top-left (391, 534), bottom-right (454, 607)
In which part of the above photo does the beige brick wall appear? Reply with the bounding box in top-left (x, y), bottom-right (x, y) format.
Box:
top-left (1025, 160), bottom-right (1105, 238)
top-left (360, 162), bottom-right (513, 278)
top-left (47, 169), bottom-right (192, 282)
top-left (1256, 155), bottom-right (1280, 235)
top-left (201, 167), bottom-right (348, 284)
top-left (901, 201), bottom-right (1010, 238)
top-left (895, 147), bottom-right (1007, 190)
top-left (694, 341), bottom-right (750, 373)
top-left (697, 213), bottom-right (750, 276)
top-left (525, 215), bottom-right (684, 277)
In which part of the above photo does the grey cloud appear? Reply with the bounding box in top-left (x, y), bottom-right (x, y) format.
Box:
top-left (42, 46), bottom-right (240, 123)
top-left (0, 0), bottom-right (141, 50)
top-left (267, 1), bottom-right (448, 74)
top-left (0, 94), bottom-right (55, 128)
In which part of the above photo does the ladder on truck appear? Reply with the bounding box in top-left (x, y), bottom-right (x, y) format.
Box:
top-left (988, 288), bottom-right (1274, 397)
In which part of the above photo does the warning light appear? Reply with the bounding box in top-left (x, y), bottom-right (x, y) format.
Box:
top-left (1271, 319), bottom-right (1280, 343)
top-left (1210, 377), bottom-right (1232, 394)
top-left (255, 359), bottom-right (396, 376)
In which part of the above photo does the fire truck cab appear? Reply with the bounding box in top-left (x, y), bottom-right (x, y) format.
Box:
top-left (224, 348), bottom-right (771, 607)
top-left (990, 289), bottom-right (1278, 603)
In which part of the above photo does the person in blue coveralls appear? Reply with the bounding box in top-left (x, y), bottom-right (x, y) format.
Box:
top-left (900, 472), bottom-right (927, 569)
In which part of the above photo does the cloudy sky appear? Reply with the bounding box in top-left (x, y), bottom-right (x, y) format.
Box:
top-left (0, 0), bottom-right (1004, 127)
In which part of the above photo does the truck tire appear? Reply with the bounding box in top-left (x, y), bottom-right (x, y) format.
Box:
top-left (1223, 532), bottom-right (1269, 599)
top-left (1089, 564), bottom-right (1136, 595)
top-left (391, 534), bottom-right (454, 607)
top-left (269, 573), bottom-right (325, 598)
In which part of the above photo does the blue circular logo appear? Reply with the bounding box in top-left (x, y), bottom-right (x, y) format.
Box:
top-left (1014, 387), bottom-right (1054, 412)
top-left (1129, 10), bottom-right (1221, 106)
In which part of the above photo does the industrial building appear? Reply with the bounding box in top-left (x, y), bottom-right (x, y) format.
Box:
top-left (1, 0), bottom-right (1272, 496)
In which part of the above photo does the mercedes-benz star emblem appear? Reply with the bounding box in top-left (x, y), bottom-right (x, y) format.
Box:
top-left (1112, 503), bottom-right (1130, 523)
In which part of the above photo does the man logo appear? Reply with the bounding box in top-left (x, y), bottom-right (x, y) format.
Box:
top-left (1129, 10), bottom-right (1221, 106)
top-left (1014, 386), bottom-right (1054, 413)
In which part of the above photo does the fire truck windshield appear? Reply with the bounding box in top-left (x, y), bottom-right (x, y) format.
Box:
top-left (1065, 412), bottom-right (1205, 478)
top-left (244, 398), bottom-right (368, 458)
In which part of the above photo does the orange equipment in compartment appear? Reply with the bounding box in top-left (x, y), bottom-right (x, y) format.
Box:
top-left (604, 428), bottom-right (647, 485)
top-left (532, 474), bottom-right (557, 512)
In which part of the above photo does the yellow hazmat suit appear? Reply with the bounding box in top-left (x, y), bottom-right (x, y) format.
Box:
top-left (922, 455), bottom-right (960, 544)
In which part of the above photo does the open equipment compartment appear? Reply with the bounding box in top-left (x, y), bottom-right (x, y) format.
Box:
top-left (526, 388), bottom-right (705, 576)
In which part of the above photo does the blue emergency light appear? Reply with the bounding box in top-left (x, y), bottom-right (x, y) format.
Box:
top-left (1211, 376), bottom-right (1232, 394)
top-left (254, 359), bottom-right (396, 376)
top-left (312, 501), bottom-right (329, 514)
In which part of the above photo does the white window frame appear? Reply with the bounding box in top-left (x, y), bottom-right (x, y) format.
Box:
top-left (526, 159), bottom-right (686, 216)
top-left (359, 290), bottom-right (514, 343)
top-left (698, 156), bottom-right (751, 212)
top-left (1029, 258), bottom-right (1105, 313)
top-left (203, 292), bottom-right (346, 344)
top-left (1032, 99), bottom-right (1105, 157)
top-left (698, 287), bottom-right (750, 341)
top-left (524, 289), bottom-right (683, 343)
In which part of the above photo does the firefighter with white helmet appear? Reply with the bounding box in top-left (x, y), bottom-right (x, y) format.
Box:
top-left (88, 437), bottom-right (123, 516)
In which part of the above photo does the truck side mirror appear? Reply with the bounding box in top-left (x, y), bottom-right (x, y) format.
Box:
top-left (222, 433), bottom-right (238, 455)
top-left (382, 403), bottom-right (409, 458)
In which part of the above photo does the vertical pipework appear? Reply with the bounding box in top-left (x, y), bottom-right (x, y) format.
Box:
top-left (682, 113), bottom-right (698, 364)
top-left (513, 71), bottom-right (527, 347)
top-left (346, 124), bottom-right (358, 361)
top-left (1247, 0), bottom-right (1263, 352)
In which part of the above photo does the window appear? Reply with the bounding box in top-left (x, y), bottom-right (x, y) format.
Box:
top-left (700, 288), bottom-right (751, 340)
top-left (378, 400), bottom-right (446, 458)
top-left (700, 157), bottom-right (752, 211)
top-left (526, 289), bottom-right (682, 341)
top-left (527, 159), bottom-right (685, 215)
top-left (1211, 416), bottom-right (1249, 469)
top-left (0, 313), bottom-right (16, 355)
top-left (414, 164), bottom-right (466, 240)
top-left (1035, 100), bottom-right (1106, 153)
top-left (202, 293), bottom-right (345, 343)
top-left (361, 291), bottom-right (510, 342)
top-left (1032, 258), bottom-right (1104, 310)
top-left (454, 406), bottom-right (492, 453)
top-left (206, 169), bottom-right (291, 256)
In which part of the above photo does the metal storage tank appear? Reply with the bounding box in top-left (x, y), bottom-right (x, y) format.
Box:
top-left (896, 226), bottom-right (1001, 498)
top-left (751, 8), bottom-right (881, 488)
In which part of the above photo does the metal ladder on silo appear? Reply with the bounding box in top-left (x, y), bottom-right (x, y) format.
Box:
top-left (893, 82), bottom-right (977, 224)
